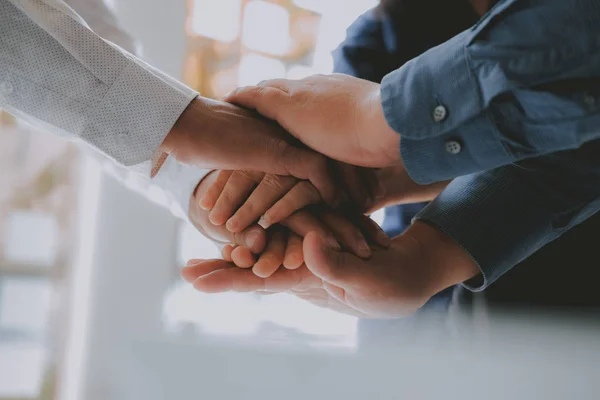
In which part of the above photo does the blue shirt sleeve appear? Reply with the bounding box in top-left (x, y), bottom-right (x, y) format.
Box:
top-left (381, 0), bottom-right (600, 184)
top-left (416, 140), bottom-right (600, 291)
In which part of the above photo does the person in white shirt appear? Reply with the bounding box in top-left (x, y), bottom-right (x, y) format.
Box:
top-left (2, 0), bottom-right (380, 273)
top-left (0, 0), bottom-right (341, 206)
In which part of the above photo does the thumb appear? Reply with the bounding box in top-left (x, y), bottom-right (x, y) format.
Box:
top-left (303, 232), bottom-right (360, 288)
top-left (225, 84), bottom-right (290, 122)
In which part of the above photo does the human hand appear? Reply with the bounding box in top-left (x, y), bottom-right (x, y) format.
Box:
top-left (181, 222), bottom-right (479, 319)
top-left (198, 166), bottom-right (383, 233)
top-left (190, 171), bottom-right (390, 278)
top-left (159, 97), bottom-right (337, 204)
top-left (224, 74), bottom-right (401, 169)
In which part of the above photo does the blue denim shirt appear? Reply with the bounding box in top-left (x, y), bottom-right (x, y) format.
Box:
top-left (378, 0), bottom-right (600, 289)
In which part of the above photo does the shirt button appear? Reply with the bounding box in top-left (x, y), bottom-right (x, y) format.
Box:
top-left (0, 81), bottom-right (14, 95)
top-left (433, 105), bottom-right (448, 122)
top-left (445, 140), bottom-right (462, 155)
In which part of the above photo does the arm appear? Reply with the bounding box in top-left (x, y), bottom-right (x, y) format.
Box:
top-left (1, 0), bottom-right (336, 199)
top-left (382, 0), bottom-right (600, 183)
top-left (1, 0), bottom-right (196, 173)
top-left (57, 0), bottom-right (209, 219)
top-left (416, 140), bottom-right (600, 291)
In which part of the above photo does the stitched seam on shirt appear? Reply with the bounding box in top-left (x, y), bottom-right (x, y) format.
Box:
top-left (1, 63), bottom-right (106, 105)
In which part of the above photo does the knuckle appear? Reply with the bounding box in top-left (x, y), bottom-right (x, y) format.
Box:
top-left (233, 170), bottom-right (262, 184)
top-left (260, 174), bottom-right (288, 192)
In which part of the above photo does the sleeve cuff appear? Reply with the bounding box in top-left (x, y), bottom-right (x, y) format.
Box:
top-left (399, 115), bottom-right (514, 184)
top-left (83, 59), bottom-right (198, 173)
top-left (380, 29), bottom-right (480, 141)
top-left (414, 167), bottom-right (554, 291)
top-left (152, 156), bottom-right (211, 220)
top-left (380, 28), bottom-right (516, 183)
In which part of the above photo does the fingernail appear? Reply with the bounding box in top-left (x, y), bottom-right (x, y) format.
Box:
top-left (186, 259), bottom-right (203, 266)
top-left (198, 196), bottom-right (211, 210)
top-left (258, 215), bottom-right (271, 229)
top-left (209, 211), bottom-right (222, 226)
top-left (226, 218), bottom-right (237, 232)
top-left (247, 230), bottom-right (262, 248)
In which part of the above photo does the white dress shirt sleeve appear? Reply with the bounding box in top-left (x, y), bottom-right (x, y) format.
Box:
top-left (47, 0), bottom-right (211, 219)
top-left (0, 0), bottom-right (198, 176)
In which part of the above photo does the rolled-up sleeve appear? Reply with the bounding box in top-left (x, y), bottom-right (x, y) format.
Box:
top-left (0, 0), bottom-right (198, 175)
top-left (381, 0), bottom-right (600, 184)
top-left (416, 140), bottom-right (600, 291)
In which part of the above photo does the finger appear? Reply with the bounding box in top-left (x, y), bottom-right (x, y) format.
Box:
top-left (225, 84), bottom-right (291, 121)
top-left (231, 225), bottom-right (267, 254)
top-left (259, 181), bottom-right (322, 229)
top-left (356, 214), bottom-right (391, 248)
top-left (281, 211), bottom-right (341, 250)
top-left (318, 210), bottom-right (372, 259)
top-left (226, 174), bottom-right (296, 232)
top-left (181, 259), bottom-right (235, 283)
top-left (303, 232), bottom-right (363, 288)
top-left (253, 229), bottom-right (287, 278)
top-left (226, 86), bottom-right (337, 205)
top-left (278, 145), bottom-right (337, 207)
top-left (231, 246), bottom-right (256, 269)
top-left (198, 170), bottom-right (232, 210)
top-left (193, 265), bottom-right (317, 293)
top-left (210, 171), bottom-right (263, 226)
top-left (362, 168), bottom-right (386, 201)
top-left (283, 233), bottom-right (304, 270)
top-left (221, 245), bottom-right (235, 262)
top-left (336, 163), bottom-right (373, 212)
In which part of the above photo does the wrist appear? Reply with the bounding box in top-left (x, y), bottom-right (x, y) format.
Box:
top-left (160, 97), bottom-right (197, 155)
top-left (369, 164), bottom-right (449, 212)
top-left (403, 221), bottom-right (479, 298)
top-left (364, 87), bottom-right (401, 167)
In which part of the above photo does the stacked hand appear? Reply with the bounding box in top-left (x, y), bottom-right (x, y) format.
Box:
top-left (174, 74), bottom-right (475, 319)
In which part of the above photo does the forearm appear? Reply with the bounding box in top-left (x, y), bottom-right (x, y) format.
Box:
top-left (370, 163), bottom-right (449, 212)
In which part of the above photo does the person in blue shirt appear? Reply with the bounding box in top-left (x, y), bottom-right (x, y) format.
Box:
top-left (200, 0), bottom-right (600, 319)
top-left (326, 0), bottom-right (600, 345)
top-left (332, 0), bottom-right (600, 311)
